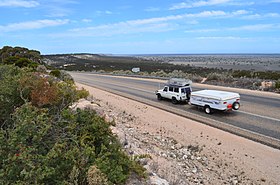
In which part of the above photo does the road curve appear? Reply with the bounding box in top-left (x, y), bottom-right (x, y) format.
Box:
top-left (70, 72), bottom-right (280, 149)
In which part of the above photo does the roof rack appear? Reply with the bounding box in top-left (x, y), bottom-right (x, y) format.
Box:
top-left (167, 78), bottom-right (192, 87)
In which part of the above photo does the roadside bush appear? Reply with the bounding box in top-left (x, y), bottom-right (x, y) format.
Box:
top-left (19, 73), bottom-right (58, 107)
top-left (275, 80), bottom-right (280, 89)
top-left (36, 65), bottom-right (47, 73)
top-left (0, 105), bottom-right (145, 184)
top-left (0, 65), bottom-right (24, 126)
top-left (50, 70), bottom-right (74, 83)
top-left (60, 70), bottom-right (74, 82)
top-left (76, 87), bottom-right (90, 99)
top-left (190, 74), bottom-right (203, 83)
top-left (207, 72), bottom-right (234, 83)
top-left (50, 69), bottom-right (61, 78)
top-left (87, 165), bottom-right (109, 185)
top-left (151, 70), bottom-right (168, 77)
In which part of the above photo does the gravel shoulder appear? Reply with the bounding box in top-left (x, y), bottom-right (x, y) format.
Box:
top-left (76, 82), bottom-right (280, 185)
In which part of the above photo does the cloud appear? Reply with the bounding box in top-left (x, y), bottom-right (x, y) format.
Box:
top-left (195, 36), bottom-right (246, 40)
top-left (68, 22), bottom-right (176, 37)
top-left (47, 0), bottom-right (77, 4)
top-left (242, 13), bottom-right (280, 19)
top-left (185, 24), bottom-right (280, 33)
top-left (169, 0), bottom-right (254, 10)
top-left (144, 7), bottom-right (160, 12)
top-left (170, 0), bottom-right (230, 9)
top-left (0, 0), bottom-right (39, 7)
top-left (82, 19), bottom-right (92, 23)
top-left (229, 24), bottom-right (280, 31)
top-left (40, 0), bottom-right (78, 17)
top-left (0, 19), bottom-right (69, 32)
top-left (96, 10), bottom-right (113, 15)
top-left (185, 28), bottom-right (220, 33)
top-left (124, 10), bottom-right (228, 25)
top-left (62, 10), bottom-right (247, 38)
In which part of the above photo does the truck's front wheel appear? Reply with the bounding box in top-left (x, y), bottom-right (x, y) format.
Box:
top-left (157, 94), bottom-right (162, 100)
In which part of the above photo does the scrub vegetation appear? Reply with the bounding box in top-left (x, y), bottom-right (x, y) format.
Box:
top-left (0, 46), bottom-right (145, 184)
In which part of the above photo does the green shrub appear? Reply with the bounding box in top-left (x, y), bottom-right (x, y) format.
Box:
top-left (0, 65), bottom-right (24, 126)
top-left (0, 105), bottom-right (145, 184)
top-left (207, 72), bottom-right (234, 83)
top-left (76, 87), bottom-right (90, 99)
top-left (50, 69), bottom-right (61, 78)
top-left (87, 165), bottom-right (109, 185)
top-left (275, 80), bottom-right (280, 89)
top-left (60, 70), bottom-right (74, 83)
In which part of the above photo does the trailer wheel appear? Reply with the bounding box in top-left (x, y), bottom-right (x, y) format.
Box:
top-left (232, 102), bottom-right (240, 110)
top-left (172, 97), bottom-right (178, 104)
top-left (157, 94), bottom-right (162, 100)
top-left (204, 105), bottom-right (212, 114)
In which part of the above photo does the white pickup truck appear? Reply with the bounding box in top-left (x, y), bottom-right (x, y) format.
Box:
top-left (155, 78), bottom-right (192, 104)
top-left (190, 90), bottom-right (240, 114)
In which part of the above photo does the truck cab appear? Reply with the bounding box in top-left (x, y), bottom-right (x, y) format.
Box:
top-left (156, 78), bottom-right (192, 104)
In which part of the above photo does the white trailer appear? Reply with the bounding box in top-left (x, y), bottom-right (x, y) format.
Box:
top-left (190, 90), bottom-right (240, 114)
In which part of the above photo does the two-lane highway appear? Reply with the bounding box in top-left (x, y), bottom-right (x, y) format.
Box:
top-left (70, 72), bottom-right (280, 148)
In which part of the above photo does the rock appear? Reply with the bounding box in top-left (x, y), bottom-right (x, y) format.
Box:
top-left (149, 174), bottom-right (169, 185)
top-left (169, 153), bottom-right (176, 159)
top-left (192, 168), bottom-right (197, 174)
top-left (193, 178), bottom-right (199, 183)
top-left (104, 114), bottom-right (114, 123)
top-left (161, 153), bottom-right (167, 158)
top-left (138, 158), bottom-right (149, 166)
top-left (231, 179), bottom-right (238, 185)
top-left (175, 143), bottom-right (183, 149)
top-left (155, 136), bottom-right (162, 140)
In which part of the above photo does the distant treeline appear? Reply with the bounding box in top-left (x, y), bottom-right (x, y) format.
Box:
top-left (43, 54), bottom-right (225, 77)
top-left (232, 70), bottom-right (280, 80)
top-left (0, 46), bottom-right (41, 68)
top-left (44, 54), bottom-right (280, 80)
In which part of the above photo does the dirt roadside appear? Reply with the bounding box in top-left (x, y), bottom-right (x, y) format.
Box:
top-left (76, 82), bottom-right (280, 185)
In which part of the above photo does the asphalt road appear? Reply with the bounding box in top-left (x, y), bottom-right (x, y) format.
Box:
top-left (70, 72), bottom-right (280, 146)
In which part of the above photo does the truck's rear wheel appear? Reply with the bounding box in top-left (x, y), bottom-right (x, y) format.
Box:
top-left (157, 94), bottom-right (162, 100)
top-left (204, 105), bottom-right (212, 114)
top-left (172, 97), bottom-right (178, 104)
top-left (232, 102), bottom-right (240, 110)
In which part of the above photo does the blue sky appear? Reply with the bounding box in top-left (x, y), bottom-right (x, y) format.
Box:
top-left (0, 0), bottom-right (280, 54)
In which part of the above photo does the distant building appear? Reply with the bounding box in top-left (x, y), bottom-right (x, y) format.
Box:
top-left (132, 67), bottom-right (140, 73)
